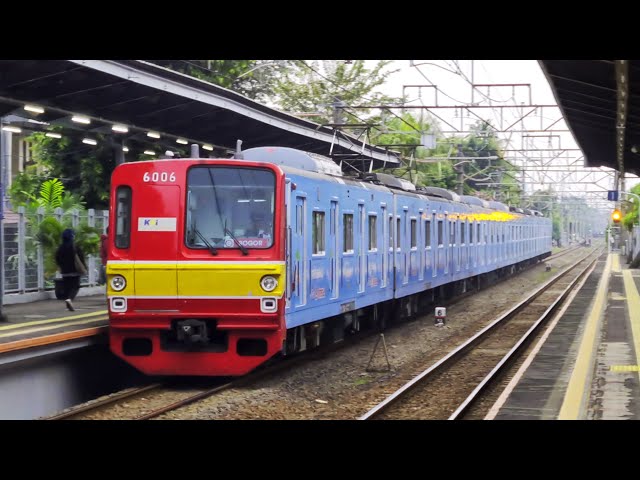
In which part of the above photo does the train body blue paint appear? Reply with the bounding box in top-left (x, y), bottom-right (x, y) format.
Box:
top-left (108, 145), bottom-right (552, 377)
top-left (241, 147), bottom-right (552, 347)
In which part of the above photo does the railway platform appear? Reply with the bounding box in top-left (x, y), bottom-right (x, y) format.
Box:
top-left (487, 251), bottom-right (640, 420)
top-left (0, 294), bottom-right (108, 353)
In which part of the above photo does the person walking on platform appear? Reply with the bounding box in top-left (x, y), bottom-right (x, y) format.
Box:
top-left (55, 228), bottom-right (87, 312)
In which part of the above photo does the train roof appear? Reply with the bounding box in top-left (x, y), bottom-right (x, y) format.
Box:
top-left (418, 186), bottom-right (460, 202)
top-left (240, 146), bottom-right (343, 176)
top-left (205, 146), bottom-right (547, 217)
top-left (460, 195), bottom-right (488, 208)
top-left (487, 201), bottom-right (509, 212)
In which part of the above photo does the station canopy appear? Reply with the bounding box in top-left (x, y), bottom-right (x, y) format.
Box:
top-left (0, 60), bottom-right (400, 169)
top-left (539, 60), bottom-right (640, 176)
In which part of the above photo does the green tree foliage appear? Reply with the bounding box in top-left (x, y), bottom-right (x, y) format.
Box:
top-left (149, 60), bottom-right (289, 102)
top-left (621, 184), bottom-right (640, 231)
top-left (25, 131), bottom-right (113, 209)
top-left (453, 121), bottom-right (520, 202)
top-left (7, 172), bottom-right (98, 281)
top-left (368, 112), bottom-right (456, 190)
top-left (272, 61), bottom-right (400, 125)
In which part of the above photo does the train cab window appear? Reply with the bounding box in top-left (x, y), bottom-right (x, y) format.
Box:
top-left (437, 220), bottom-right (443, 246)
top-left (312, 211), bottom-right (325, 255)
top-left (115, 186), bottom-right (132, 249)
top-left (368, 215), bottom-right (377, 251)
top-left (469, 222), bottom-right (474, 244)
top-left (425, 220), bottom-right (431, 248)
top-left (410, 218), bottom-right (417, 248)
top-left (396, 218), bottom-right (402, 250)
top-left (344, 213), bottom-right (354, 253)
top-left (186, 166), bottom-right (275, 250)
top-left (388, 216), bottom-right (393, 250)
top-left (461, 222), bottom-right (466, 245)
top-left (450, 221), bottom-right (456, 245)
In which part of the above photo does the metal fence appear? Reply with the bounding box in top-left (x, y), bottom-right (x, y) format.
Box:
top-left (2, 207), bottom-right (109, 295)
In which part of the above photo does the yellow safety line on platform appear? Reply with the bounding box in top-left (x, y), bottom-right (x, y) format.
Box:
top-left (612, 254), bottom-right (621, 273)
top-left (622, 270), bottom-right (640, 382)
top-left (558, 254), bottom-right (612, 420)
top-left (610, 365), bottom-right (640, 372)
top-left (0, 315), bottom-right (108, 339)
top-left (0, 310), bottom-right (108, 331)
top-left (0, 326), bottom-right (108, 355)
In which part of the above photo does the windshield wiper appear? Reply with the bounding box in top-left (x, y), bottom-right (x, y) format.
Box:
top-left (193, 227), bottom-right (218, 256)
top-left (224, 226), bottom-right (249, 256)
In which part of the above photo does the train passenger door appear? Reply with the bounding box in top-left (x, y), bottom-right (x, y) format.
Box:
top-left (387, 212), bottom-right (394, 290)
top-left (330, 200), bottom-right (339, 299)
top-left (366, 211), bottom-right (380, 291)
top-left (381, 205), bottom-right (388, 289)
top-left (419, 211), bottom-right (424, 282)
top-left (358, 203), bottom-right (366, 294)
top-left (398, 212), bottom-right (406, 286)
top-left (293, 196), bottom-right (307, 307)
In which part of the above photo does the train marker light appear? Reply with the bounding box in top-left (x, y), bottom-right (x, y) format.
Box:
top-left (612, 209), bottom-right (622, 223)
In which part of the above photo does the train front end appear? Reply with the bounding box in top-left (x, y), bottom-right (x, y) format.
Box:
top-left (107, 159), bottom-right (286, 376)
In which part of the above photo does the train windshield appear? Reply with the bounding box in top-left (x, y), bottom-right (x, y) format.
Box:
top-left (186, 166), bottom-right (275, 250)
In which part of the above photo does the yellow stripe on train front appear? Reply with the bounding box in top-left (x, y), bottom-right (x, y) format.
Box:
top-left (177, 262), bottom-right (285, 297)
top-left (107, 262), bottom-right (285, 298)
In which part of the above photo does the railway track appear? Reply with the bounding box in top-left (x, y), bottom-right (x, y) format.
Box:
top-left (359, 247), bottom-right (602, 420)
top-left (46, 247), bottom-right (587, 420)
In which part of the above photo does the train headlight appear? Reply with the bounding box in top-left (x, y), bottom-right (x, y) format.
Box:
top-left (110, 275), bottom-right (127, 292)
top-left (260, 275), bottom-right (278, 292)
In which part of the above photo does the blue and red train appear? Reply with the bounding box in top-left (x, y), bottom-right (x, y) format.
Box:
top-left (106, 146), bottom-right (552, 376)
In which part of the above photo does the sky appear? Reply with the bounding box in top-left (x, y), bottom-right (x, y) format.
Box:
top-left (359, 60), bottom-right (636, 207)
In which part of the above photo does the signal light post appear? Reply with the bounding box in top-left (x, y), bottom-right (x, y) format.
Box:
top-left (612, 209), bottom-right (622, 224)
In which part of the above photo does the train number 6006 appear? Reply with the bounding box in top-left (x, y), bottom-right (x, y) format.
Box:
top-left (143, 172), bottom-right (176, 182)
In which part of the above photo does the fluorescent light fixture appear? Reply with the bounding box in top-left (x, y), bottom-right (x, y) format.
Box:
top-left (82, 138), bottom-right (97, 145)
top-left (24, 104), bottom-right (45, 114)
top-left (202, 144), bottom-right (213, 151)
top-left (123, 146), bottom-right (129, 152)
top-left (1, 126), bottom-right (22, 133)
top-left (147, 131), bottom-right (160, 139)
top-left (27, 119), bottom-right (50, 125)
top-left (237, 199), bottom-right (251, 203)
top-left (254, 199), bottom-right (266, 202)
top-left (144, 150), bottom-right (155, 155)
top-left (45, 132), bottom-right (62, 139)
top-left (112, 124), bottom-right (129, 133)
top-left (176, 138), bottom-right (188, 145)
top-left (72, 115), bottom-right (91, 124)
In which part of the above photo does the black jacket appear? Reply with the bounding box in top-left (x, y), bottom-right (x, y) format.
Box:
top-left (55, 243), bottom-right (86, 276)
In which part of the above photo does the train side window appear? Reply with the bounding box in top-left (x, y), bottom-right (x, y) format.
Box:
top-left (368, 215), bottom-right (377, 251)
top-left (425, 220), bottom-right (431, 248)
top-left (469, 221), bottom-right (474, 244)
top-left (344, 213), bottom-right (354, 253)
top-left (296, 204), bottom-right (303, 235)
top-left (461, 222), bottom-right (466, 245)
top-left (388, 216), bottom-right (393, 250)
top-left (410, 218), bottom-right (417, 249)
top-left (450, 220), bottom-right (456, 245)
top-left (396, 218), bottom-right (402, 250)
top-left (437, 220), bottom-right (443, 246)
top-left (312, 211), bottom-right (325, 255)
top-left (115, 186), bottom-right (132, 249)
